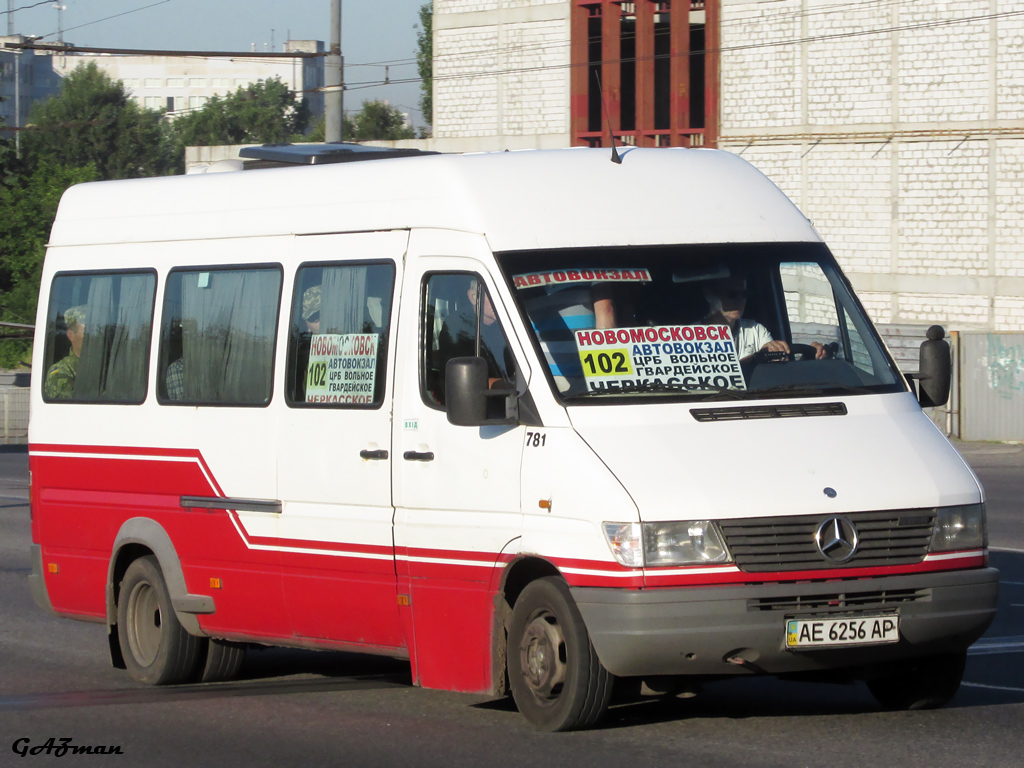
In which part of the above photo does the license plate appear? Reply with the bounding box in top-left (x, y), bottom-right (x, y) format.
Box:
top-left (786, 615), bottom-right (899, 649)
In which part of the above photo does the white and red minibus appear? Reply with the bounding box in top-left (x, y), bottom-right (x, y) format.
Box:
top-left (29, 146), bottom-right (998, 730)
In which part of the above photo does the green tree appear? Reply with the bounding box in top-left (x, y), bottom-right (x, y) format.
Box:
top-left (169, 78), bottom-right (311, 156)
top-left (23, 62), bottom-right (172, 180)
top-left (0, 153), bottom-right (98, 367)
top-left (416, 2), bottom-right (433, 130)
top-left (299, 114), bottom-right (357, 144)
top-left (347, 101), bottom-right (415, 141)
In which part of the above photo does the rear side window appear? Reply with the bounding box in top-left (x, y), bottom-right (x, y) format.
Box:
top-left (158, 265), bottom-right (282, 406)
top-left (43, 271), bottom-right (157, 403)
top-left (286, 262), bottom-right (396, 407)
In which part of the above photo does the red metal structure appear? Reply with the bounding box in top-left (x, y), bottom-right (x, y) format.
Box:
top-left (571, 1), bottom-right (719, 148)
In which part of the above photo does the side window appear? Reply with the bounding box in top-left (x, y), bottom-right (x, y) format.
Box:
top-left (286, 262), bottom-right (395, 407)
top-left (422, 273), bottom-right (515, 408)
top-left (43, 271), bottom-right (156, 403)
top-left (158, 266), bottom-right (282, 406)
top-left (780, 262), bottom-right (842, 352)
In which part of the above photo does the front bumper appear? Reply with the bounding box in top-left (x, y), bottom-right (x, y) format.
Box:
top-left (572, 567), bottom-right (999, 677)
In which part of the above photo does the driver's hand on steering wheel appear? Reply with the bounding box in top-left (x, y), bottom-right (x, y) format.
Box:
top-left (760, 340), bottom-right (829, 359)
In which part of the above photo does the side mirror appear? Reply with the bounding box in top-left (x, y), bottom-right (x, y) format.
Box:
top-left (917, 325), bottom-right (951, 408)
top-left (445, 357), bottom-right (518, 427)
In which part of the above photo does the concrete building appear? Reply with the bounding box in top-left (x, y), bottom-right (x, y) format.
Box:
top-left (427, 0), bottom-right (1024, 333)
top-left (0, 37), bottom-right (323, 129)
top-left (49, 40), bottom-right (325, 121)
top-left (0, 35), bottom-right (60, 132)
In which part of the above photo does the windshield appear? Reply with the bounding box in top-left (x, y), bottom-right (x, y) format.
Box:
top-left (496, 243), bottom-right (905, 403)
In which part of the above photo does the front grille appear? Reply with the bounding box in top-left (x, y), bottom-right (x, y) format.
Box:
top-left (750, 587), bottom-right (928, 615)
top-left (719, 510), bottom-right (936, 572)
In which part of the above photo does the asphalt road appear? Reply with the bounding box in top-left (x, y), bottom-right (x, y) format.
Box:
top-left (1, 442), bottom-right (1022, 768)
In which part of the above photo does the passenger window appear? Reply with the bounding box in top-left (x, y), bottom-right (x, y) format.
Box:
top-left (158, 266), bottom-right (282, 406)
top-left (43, 271), bottom-right (156, 403)
top-left (422, 273), bottom-right (516, 408)
top-left (285, 262), bottom-right (395, 407)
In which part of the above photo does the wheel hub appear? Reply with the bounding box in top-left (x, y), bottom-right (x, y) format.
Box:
top-left (520, 611), bottom-right (566, 701)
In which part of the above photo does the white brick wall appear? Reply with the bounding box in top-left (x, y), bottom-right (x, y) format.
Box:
top-left (436, 1), bottom-right (499, 14)
top-left (806, 5), bottom-right (893, 126)
top-left (721, 0), bottom-right (1024, 333)
top-left (433, 4), bottom-right (570, 141)
top-left (997, 141), bottom-right (1024, 278)
top-left (898, 4), bottom-right (990, 123)
top-left (501, 20), bottom-right (569, 135)
top-left (896, 142), bottom-right (988, 276)
top-left (435, 26), bottom-right (501, 137)
top-left (721, 0), bottom-right (803, 129)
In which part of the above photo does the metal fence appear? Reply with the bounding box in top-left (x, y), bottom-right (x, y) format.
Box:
top-left (0, 386), bottom-right (29, 444)
top-left (958, 333), bottom-right (1024, 442)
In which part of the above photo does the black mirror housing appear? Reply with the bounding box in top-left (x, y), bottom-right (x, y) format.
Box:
top-left (917, 325), bottom-right (951, 408)
top-left (445, 357), bottom-right (518, 426)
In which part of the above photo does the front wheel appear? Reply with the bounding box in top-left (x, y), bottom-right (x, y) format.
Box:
top-left (117, 555), bottom-right (202, 685)
top-left (866, 651), bottom-right (966, 710)
top-left (507, 577), bottom-right (613, 731)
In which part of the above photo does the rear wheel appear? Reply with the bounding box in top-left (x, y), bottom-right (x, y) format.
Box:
top-left (867, 651), bottom-right (967, 710)
top-left (117, 555), bottom-right (202, 685)
top-left (198, 639), bottom-right (247, 683)
top-left (507, 576), bottom-right (613, 731)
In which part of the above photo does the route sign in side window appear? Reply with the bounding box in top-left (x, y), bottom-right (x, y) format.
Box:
top-left (43, 270), bottom-right (157, 403)
top-left (285, 262), bottom-right (396, 408)
top-left (158, 265), bottom-right (282, 406)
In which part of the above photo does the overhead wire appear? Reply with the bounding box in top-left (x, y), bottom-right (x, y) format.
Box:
top-left (34, 0), bottom-right (173, 40)
top-left (1, 0), bottom-right (55, 16)
top-left (336, 6), bottom-right (1024, 94)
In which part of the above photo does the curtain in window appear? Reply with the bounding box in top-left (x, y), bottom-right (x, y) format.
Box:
top-left (75, 273), bottom-right (155, 401)
top-left (320, 266), bottom-right (367, 334)
top-left (179, 269), bottom-right (281, 404)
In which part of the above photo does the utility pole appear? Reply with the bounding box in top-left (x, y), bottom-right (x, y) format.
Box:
top-left (325, 0), bottom-right (343, 143)
top-left (54, 3), bottom-right (65, 45)
top-left (7, 0), bottom-right (14, 36)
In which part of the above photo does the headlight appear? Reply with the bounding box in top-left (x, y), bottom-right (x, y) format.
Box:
top-left (930, 503), bottom-right (987, 552)
top-left (603, 521), bottom-right (732, 567)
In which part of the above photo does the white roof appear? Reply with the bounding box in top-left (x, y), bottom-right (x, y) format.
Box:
top-left (49, 147), bottom-right (820, 252)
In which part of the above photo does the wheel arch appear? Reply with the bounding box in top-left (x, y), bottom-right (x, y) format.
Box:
top-left (490, 555), bottom-right (565, 696)
top-left (107, 517), bottom-right (214, 639)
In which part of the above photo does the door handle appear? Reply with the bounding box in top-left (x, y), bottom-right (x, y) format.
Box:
top-left (403, 450), bottom-right (435, 462)
top-left (359, 449), bottom-right (389, 460)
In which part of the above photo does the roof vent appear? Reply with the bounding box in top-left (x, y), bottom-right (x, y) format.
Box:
top-left (237, 142), bottom-right (436, 169)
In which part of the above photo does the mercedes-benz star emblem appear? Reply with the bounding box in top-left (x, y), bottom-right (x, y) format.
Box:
top-left (815, 516), bottom-right (859, 563)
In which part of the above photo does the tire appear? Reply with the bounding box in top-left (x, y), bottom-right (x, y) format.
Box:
top-left (116, 555), bottom-right (202, 685)
top-left (197, 639), bottom-right (247, 683)
top-left (867, 651), bottom-right (967, 710)
top-left (507, 576), bottom-right (613, 731)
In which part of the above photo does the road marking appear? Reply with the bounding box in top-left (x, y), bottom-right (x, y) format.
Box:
top-left (968, 636), bottom-right (1024, 655)
top-left (991, 547), bottom-right (1024, 554)
top-left (1001, 581), bottom-right (1024, 587)
top-left (962, 682), bottom-right (1024, 694)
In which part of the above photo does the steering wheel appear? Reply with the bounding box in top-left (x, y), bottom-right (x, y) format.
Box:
top-left (790, 343), bottom-right (819, 361)
top-left (755, 343), bottom-right (835, 364)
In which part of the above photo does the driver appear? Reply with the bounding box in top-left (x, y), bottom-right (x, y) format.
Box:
top-left (704, 276), bottom-right (826, 360)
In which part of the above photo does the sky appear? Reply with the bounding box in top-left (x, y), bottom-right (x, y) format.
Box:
top-left (4, 0), bottom-right (430, 128)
